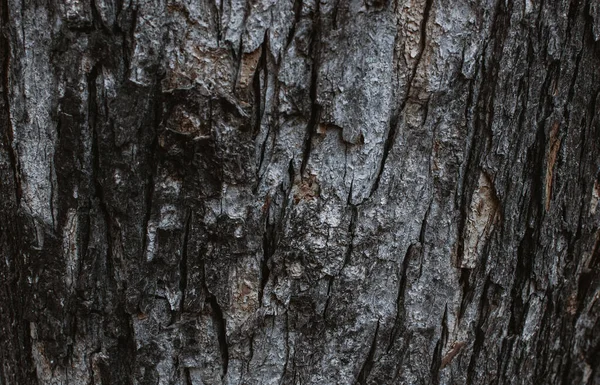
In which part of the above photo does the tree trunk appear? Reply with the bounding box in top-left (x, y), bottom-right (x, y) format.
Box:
top-left (1, 0), bottom-right (600, 384)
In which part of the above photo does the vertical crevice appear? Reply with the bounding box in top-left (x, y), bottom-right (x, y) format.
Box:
top-left (454, 76), bottom-right (477, 209)
top-left (48, 159), bottom-right (56, 230)
top-left (322, 274), bottom-right (334, 318)
top-left (179, 211), bottom-right (191, 313)
top-left (299, 0), bottom-right (321, 176)
top-left (254, 37), bottom-right (270, 189)
top-left (389, 201), bottom-right (429, 350)
top-left (430, 306), bottom-right (448, 384)
top-left (140, 84), bottom-right (162, 263)
top-left (248, 331), bottom-right (256, 363)
top-left (285, 0), bottom-right (303, 50)
top-left (259, 223), bottom-right (274, 304)
top-left (88, 63), bottom-right (112, 267)
top-left (1, 0), bottom-right (21, 204)
top-left (466, 274), bottom-right (493, 385)
top-left (417, 201), bottom-right (430, 279)
top-left (89, 61), bottom-right (136, 384)
top-left (88, 63), bottom-right (118, 300)
top-left (457, 268), bottom-right (472, 320)
top-left (370, 0), bottom-right (433, 196)
top-left (455, 0), bottom-right (510, 269)
top-left (409, 0), bottom-right (434, 97)
top-left (331, 0), bottom-right (342, 30)
top-left (208, 294), bottom-right (229, 378)
top-left (183, 367), bottom-right (192, 385)
top-left (252, 35), bottom-right (268, 139)
top-left (356, 320), bottom-right (380, 385)
top-left (0, 0), bottom-right (37, 382)
top-left (280, 312), bottom-right (291, 382)
top-left (388, 242), bottom-right (418, 351)
top-left (341, 204), bottom-right (358, 270)
top-left (123, 6), bottom-right (138, 78)
top-left (506, 96), bottom-right (546, 339)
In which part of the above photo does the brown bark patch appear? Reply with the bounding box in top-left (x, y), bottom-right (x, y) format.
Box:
top-left (237, 47), bottom-right (262, 93)
top-left (461, 172), bottom-right (500, 268)
top-left (292, 174), bottom-right (320, 204)
top-left (441, 341), bottom-right (465, 369)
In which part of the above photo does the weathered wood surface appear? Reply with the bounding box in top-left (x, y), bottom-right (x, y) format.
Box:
top-left (1, 0), bottom-right (600, 384)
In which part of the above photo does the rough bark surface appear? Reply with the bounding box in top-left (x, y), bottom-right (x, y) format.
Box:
top-left (1, 0), bottom-right (600, 384)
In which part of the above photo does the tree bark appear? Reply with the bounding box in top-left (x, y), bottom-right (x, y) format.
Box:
top-left (1, 0), bottom-right (600, 384)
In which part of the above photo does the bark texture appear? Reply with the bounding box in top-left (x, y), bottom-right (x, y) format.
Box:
top-left (1, 0), bottom-right (600, 384)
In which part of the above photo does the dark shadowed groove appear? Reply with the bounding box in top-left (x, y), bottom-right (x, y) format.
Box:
top-left (230, 0), bottom-right (252, 63)
top-left (495, 334), bottom-right (511, 385)
top-left (454, 76), bottom-right (477, 210)
top-left (455, 0), bottom-right (510, 268)
top-left (208, 294), bottom-right (229, 377)
top-left (248, 332), bottom-right (256, 363)
top-left (331, 0), bottom-right (342, 30)
top-left (322, 274), bottom-right (334, 318)
top-left (140, 83), bottom-right (163, 264)
top-left (90, 0), bottom-right (112, 34)
top-left (254, 38), bottom-right (270, 189)
top-left (416, 201), bottom-right (430, 279)
top-left (341, 205), bottom-right (359, 270)
top-left (388, 201), bottom-right (430, 350)
top-left (140, 170), bottom-right (155, 261)
top-left (370, 0), bottom-right (433, 197)
top-left (89, 62), bottom-right (136, 385)
top-left (409, 0), bottom-right (434, 102)
top-left (466, 274), bottom-right (494, 385)
top-left (457, 268), bottom-right (472, 321)
top-left (1, 0), bottom-right (21, 204)
top-left (387, 243), bottom-right (416, 352)
top-left (562, 4), bottom-right (586, 140)
top-left (506, 109), bottom-right (545, 339)
top-left (419, 200), bottom-right (431, 245)
top-left (299, 0), bottom-right (321, 176)
top-left (179, 211), bottom-right (191, 313)
top-left (536, 288), bottom-right (560, 383)
top-left (0, 1), bottom-right (37, 382)
top-left (390, 334), bottom-right (412, 383)
top-left (430, 305), bottom-right (448, 384)
top-left (88, 63), bottom-right (112, 259)
top-left (370, 111), bottom-right (398, 197)
top-left (284, 0), bottom-right (303, 51)
top-left (213, 0), bottom-right (223, 43)
top-left (183, 367), bottom-right (193, 385)
top-left (259, 223), bottom-right (274, 303)
top-left (356, 320), bottom-right (380, 385)
top-left (124, 7), bottom-right (138, 77)
top-left (253, 33), bottom-right (268, 140)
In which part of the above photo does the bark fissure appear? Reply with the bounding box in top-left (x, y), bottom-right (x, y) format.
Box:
top-left (1, 2), bottom-right (21, 204)
top-left (208, 293), bottom-right (229, 377)
top-left (356, 319), bottom-right (380, 385)
top-left (468, 274), bottom-right (501, 384)
top-left (300, 1), bottom-right (321, 176)
top-left (370, 0), bottom-right (433, 197)
top-left (387, 243), bottom-right (415, 352)
top-left (259, 224), bottom-right (274, 304)
top-left (3, 0), bottom-right (600, 383)
top-left (179, 210), bottom-right (191, 313)
top-left (341, 204), bottom-right (359, 270)
top-left (254, 44), bottom-right (270, 185)
top-left (430, 305), bottom-right (448, 384)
